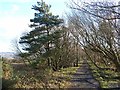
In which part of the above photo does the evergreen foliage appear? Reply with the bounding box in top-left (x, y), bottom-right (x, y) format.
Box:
top-left (19, 0), bottom-right (63, 59)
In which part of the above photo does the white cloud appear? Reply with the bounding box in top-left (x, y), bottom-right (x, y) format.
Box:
top-left (12, 5), bottom-right (19, 12)
top-left (0, 16), bottom-right (30, 52)
top-left (0, 43), bottom-right (11, 52)
top-left (0, 16), bottom-right (30, 38)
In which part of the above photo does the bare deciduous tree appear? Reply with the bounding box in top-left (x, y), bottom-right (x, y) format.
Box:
top-left (67, 1), bottom-right (120, 71)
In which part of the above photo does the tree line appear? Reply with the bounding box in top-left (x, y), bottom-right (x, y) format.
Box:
top-left (15, 0), bottom-right (120, 73)
top-left (14, 0), bottom-right (81, 71)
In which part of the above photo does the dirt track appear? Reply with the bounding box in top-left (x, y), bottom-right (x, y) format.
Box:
top-left (70, 60), bottom-right (100, 89)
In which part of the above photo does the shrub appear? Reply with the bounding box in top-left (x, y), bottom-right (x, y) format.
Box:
top-left (2, 58), bottom-right (16, 88)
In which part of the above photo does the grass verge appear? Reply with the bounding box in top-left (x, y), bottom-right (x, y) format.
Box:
top-left (88, 61), bottom-right (120, 88)
top-left (6, 62), bottom-right (80, 88)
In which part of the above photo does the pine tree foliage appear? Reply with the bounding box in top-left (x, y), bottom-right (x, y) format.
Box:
top-left (19, 0), bottom-right (64, 58)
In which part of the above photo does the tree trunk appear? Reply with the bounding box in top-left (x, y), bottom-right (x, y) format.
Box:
top-left (112, 58), bottom-right (120, 72)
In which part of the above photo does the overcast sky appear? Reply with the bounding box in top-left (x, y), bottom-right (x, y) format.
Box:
top-left (0, 0), bottom-right (119, 52)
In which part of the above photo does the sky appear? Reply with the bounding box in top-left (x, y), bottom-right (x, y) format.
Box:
top-left (0, 0), bottom-right (69, 52)
top-left (0, 0), bottom-right (119, 52)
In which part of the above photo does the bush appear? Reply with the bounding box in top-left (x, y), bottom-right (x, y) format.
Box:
top-left (2, 58), bottom-right (13, 79)
top-left (2, 58), bottom-right (16, 88)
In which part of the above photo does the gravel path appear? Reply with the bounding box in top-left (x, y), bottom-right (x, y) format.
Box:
top-left (70, 60), bottom-right (100, 89)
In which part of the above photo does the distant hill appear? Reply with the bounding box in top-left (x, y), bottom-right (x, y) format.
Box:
top-left (0, 52), bottom-right (15, 59)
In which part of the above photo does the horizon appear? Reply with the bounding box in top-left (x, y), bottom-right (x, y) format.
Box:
top-left (0, 0), bottom-right (119, 52)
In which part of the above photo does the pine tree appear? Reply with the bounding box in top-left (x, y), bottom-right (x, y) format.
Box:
top-left (19, 0), bottom-right (63, 65)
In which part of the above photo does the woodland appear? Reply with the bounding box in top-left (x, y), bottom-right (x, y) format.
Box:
top-left (1, 0), bottom-right (120, 89)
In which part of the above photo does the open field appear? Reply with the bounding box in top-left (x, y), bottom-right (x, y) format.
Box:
top-left (2, 60), bottom-right (80, 88)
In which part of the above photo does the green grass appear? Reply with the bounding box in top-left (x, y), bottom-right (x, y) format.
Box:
top-left (49, 66), bottom-right (80, 88)
top-left (9, 62), bottom-right (80, 88)
top-left (1, 57), bottom-right (81, 89)
top-left (88, 60), bottom-right (120, 88)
